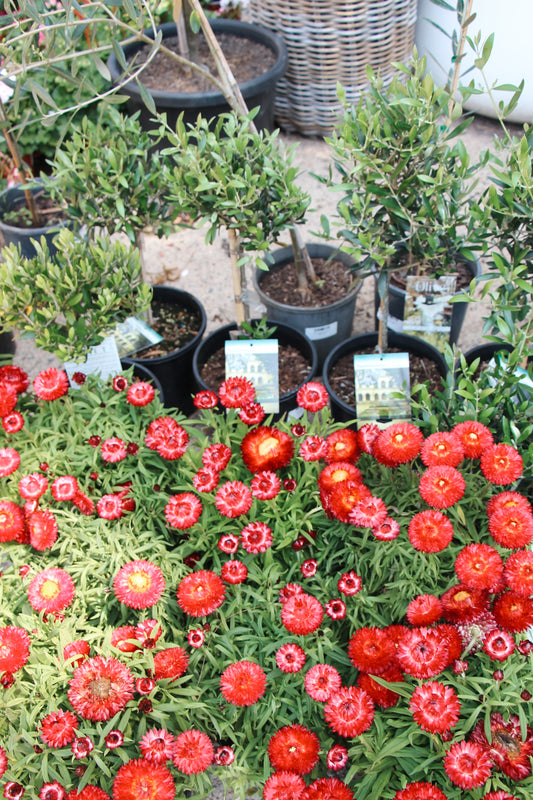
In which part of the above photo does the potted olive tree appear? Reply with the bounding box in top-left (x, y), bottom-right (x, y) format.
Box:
top-left (42, 109), bottom-right (207, 412)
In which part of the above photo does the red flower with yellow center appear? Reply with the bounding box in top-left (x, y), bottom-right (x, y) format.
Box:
top-left (421, 431), bottom-right (465, 467)
top-left (220, 660), bottom-right (267, 706)
top-left (454, 543), bottom-right (504, 591)
top-left (113, 560), bottom-right (165, 609)
top-left (488, 506), bottom-right (533, 549)
top-left (372, 423), bottom-right (423, 466)
top-left (419, 465), bottom-right (466, 509)
top-left (0, 626), bottom-right (30, 673)
top-left (324, 429), bottom-right (360, 464)
top-left (453, 420), bottom-right (493, 458)
top-left (28, 567), bottom-right (75, 614)
top-left (408, 510), bottom-right (454, 553)
top-left (440, 583), bottom-right (489, 623)
top-left (176, 570), bottom-right (225, 617)
top-left (318, 462), bottom-right (362, 495)
top-left (480, 443), bottom-right (523, 485)
top-left (241, 426), bottom-right (294, 473)
top-left (0, 500), bottom-right (24, 542)
top-left (268, 724), bottom-right (320, 775)
top-left (493, 591), bottom-right (533, 633)
top-left (504, 550), bottom-right (533, 596)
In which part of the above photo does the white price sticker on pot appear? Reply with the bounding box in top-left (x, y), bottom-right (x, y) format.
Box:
top-left (304, 322), bottom-right (338, 341)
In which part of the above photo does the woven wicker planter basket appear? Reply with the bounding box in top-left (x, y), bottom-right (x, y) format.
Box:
top-left (248, 0), bottom-right (418, 136)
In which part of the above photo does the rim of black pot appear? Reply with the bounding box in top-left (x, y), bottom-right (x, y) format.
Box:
top-left (192, 319), bottom-right (318, 402)
top-left (107, 20), bottom-right (288, 106)
top-left (128, 286), bottom-right (207, 365)
top-left (0, 183), bottom-right (68, 236)
top-left (322, 331), bottom-right (449, 418)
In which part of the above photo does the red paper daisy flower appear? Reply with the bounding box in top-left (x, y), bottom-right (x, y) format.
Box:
top-left (221, 560), bottom-right (248, 585)
top-left (318, 461), bottom-right (362, 495)
top-left (126, 381), bottom-right (155, 407)
top-left (65, 786), bottom-right (110, 799)
top-left (214, 480), bottom-right (253, 518)
top-left (304, 663), bottom-right (342, 702)
top-left (218, 376), bottom-right (255, 408)
top-left (263, 771), bottom-right (306, 800)
top-left (348, 495), bottom-right (388, 528)
top-left (279, 582), bottom-right (304, 604)
top-left (39, 780), bottom-right (66, 800)
top-left (487, 490), bottom-right (532, 517)
top-left (220, 659), bottom-right (267, 706)
top-left (394, 782), bottom-right (448, 800)
top-left (172, 729), bottom-right (214, 775)
top-left (18, 473), bottom-right (48, 500)
top-left (504, 549), bottom-right (533, 596)
top-left (139, 728), bottom-right (176, 763)
top-left (0, 746), bottom-right (7, 778)
top-left (213, 745), bottom-right (234, 766)
top-left (421, 431), bottom-right (465, 467)
top-left (0, 626), bottom-right (30, 673)
top-left (240, 521), bottom-right (273, 553)
top-left (192, 467), bottom-right (219, 493)
top-left (51, 475), bottom-right (79, 502)
top-left (40, 709), bottom-right (79, 748)
top-left (337, 571), bottom-right (362, 596)
top-left (2, 410), bottom-right (24, 433)
top-left (0, 500), bottom-right (25, 542)
top-left (324, 479), bottom-right (371, 524)
top-left (356, 664), bottom-right (404, 709)
top-left (33, 368), bottom-right (69, 401)
top-left (176, 570), bottom-right (225, 617)
top-left (0, 381), bottom-right (18, 418)
top-left (28, 567), bottom-right (75, 614)
top-left (63, 639), bottom-right (90, 669)
top-left (324, 685), bottom-right (375, 738)
top-left (406, 594), bottom-right (443, 626)
top-left (419, 465), bottom-right (466, 509)
top-left (480, 443), bottom-right (523, 485)
top-left (144, 417), bottom-right (188, 454)
top-left (100, 437), bottom-right (127, 463)
top-left (493, 591), bottom-right (533, 632)
top-left (409, 681), bottom-right (461, 734)
top-left (241, 426), bottom-right (294, 473)
top-left (481, 793), bottom-right (519, 800)
top-left (299, 435), bottom-right (327, 462)
top-left (275, 643), bottom-right (306, 673)
top-left (27, 509), bottom-right (57, 551)
top-left (113, 757), bottom-right (175, 798)
top-left (396, 627), bottom-right (449, 679)
top-left (296, 381), bottom-right (329, 412)
top-left (453, 421), bottom-right (493, 458)
top-left (0, 364), bottom-right (29, 394)
top-left (164, 493), bottom-right (203, 529)
top-left (372, 516), bottom-right (401, 541)
top-left (408, 509), bottom-right (454, 553)
top-left (440, 583), bottom-right (489, 623)
top-left (0, 447), bottom-right (20, 477)
top-left (444, 740), bottom-right (492, 789)
top-left (454, 543), bottom-right (504, 591)
top-left (239, 402), bottom-right (265, 425)
top-left (281, 592), bottom-right (323, 635)
top-left (471, 713), bottom-right (533, 780)
top-left (67, 656), bottom-right (134, 721)
top-left (324, 429), bottom-right (360, 464)
top-left (327, 744), bottom-right (348, 772)
top-left (153, 647), bottom-right (189, 681)
top-left (482, 628), bottom-right (515, 661)
top-left (3, 781), bottom-right (25, 799)
top-left (348, 626), bottom-right (396, 674)
top-left (193, 389), bottom-right (218, 409)
top-left (325, 599), bottom-right (346, 619)
top-left (488, 505), bottom-right (533, 549)
top-left (110, 626), bottom-right (139, 654)
top-left (218, 533), bottom-right (240, 554)
top-left (250, 470), bottom-right (281, 500)
top-left (302, 777), bottom-right (354, 800)
top-left (113, 560), bottom-right (165, 609)
top-left (202, 442), bottom-right (232, 471)
top-left (372, 423), bottom-right (423, 466)
top-left (268, 724), bottom-right (320, 774)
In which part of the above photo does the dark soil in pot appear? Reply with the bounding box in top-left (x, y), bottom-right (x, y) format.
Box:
top-left (131, 33), bottom-right (276, 94)
top-left (1, 191), bottom-right (67, 230)
top-left (199, 342), bottom-right (311, 396)
top-left (258, 256), bottom-right (355, 308)
top-left (389, 256), bottom-right (475, 293)
top-left (130, 300), bottom-right (203, 358)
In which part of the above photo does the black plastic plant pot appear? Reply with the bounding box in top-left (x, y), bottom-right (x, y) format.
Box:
top-left (0, 184), bottom-right (70, 259)
top-left (322, 332), bottom-right (448, 424)
top-left (107, 20), bottom-right (288, 138)
top-left (124, 286), bottom-right (207, 416)
top-left (0, 330), bottom-right (15, 358)
top-left (253, 244), bottom-right (361, 370)
top-left (192, 319), bottom-right (318, 419)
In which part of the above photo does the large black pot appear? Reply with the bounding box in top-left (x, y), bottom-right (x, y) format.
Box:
top-left (192, 319), bottom-right (317, 418)
top-left (107, 20), bottom-right (288, 137)
top-left (124, 286), bottom-right (206, 415)
top-left (0, 330), bottom-right (15, 359)
top-left (375, 256), bottom-right (482, 346)
top-left (323, 332), bottom-right (448, 424)
top-left (253, 244), bottom-right (361, 369)
top-left (0, 183), bottom-right (70, 258)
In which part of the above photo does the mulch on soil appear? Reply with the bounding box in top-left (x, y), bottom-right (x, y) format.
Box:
top-left (258, 257), bottom-right (358, 309)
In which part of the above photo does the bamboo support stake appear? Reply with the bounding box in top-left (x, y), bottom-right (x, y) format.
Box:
top-left (228, 228), bottom-right (248, 326)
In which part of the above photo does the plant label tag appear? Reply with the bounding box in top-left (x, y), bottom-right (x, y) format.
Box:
top-left (353, 352), bottom-right (411, 428)
top-left (305, 321), bottom-right (338, 341)
top-left (108, 316), bottom-right (164, 358)
top-left (225, 339), bottom-right (279, 414)
top-left (402, 275), bottom-right (457, 350)
top-left (64, 336), bottom-right (123, 383)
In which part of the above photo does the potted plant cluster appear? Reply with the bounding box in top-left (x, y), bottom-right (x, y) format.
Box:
top-left (0, 350), bottom-right (532, 798)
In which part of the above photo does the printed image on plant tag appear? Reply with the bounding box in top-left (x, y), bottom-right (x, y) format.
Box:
top-left (353, 352), bottom-right (411, 427)
top-left (402, 275), bottom-right (457, 351)
top-left (225, 339), bottom-right (279, 414)
top-left (109, 317), bottom-right (164, 358)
